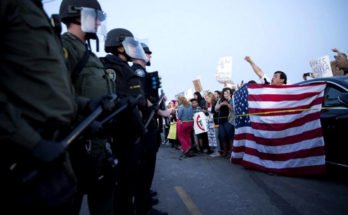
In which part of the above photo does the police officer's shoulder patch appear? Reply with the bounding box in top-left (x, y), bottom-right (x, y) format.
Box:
top-left (135, 69), bottom-right (146, 77)
top-left (63, 48), bottom-right (69, 60)
top-left (106, 68), bottom-right (117, 81)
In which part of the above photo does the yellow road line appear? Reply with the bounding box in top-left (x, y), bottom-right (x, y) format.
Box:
top-left (175, 186), bottom-right (203, 215)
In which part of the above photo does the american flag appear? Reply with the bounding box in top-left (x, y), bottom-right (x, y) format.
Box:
top-left (231, 83), bottom-right (327, 175)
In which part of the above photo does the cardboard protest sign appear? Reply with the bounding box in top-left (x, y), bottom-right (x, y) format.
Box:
top-left (193, 79), bottom-right (203, 92)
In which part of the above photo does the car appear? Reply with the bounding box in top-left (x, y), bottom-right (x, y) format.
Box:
top-left (297, 76), bottom-right (348, 168)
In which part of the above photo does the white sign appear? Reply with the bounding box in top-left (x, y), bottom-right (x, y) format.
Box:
top-left (216, 56), bottom-right (232, 83)
top-left (185, 88), bottom-right (194, 100)
top-left (193, 112), bottom-right (208, 134)
top-left (309, 55), bottom-right (333, 78)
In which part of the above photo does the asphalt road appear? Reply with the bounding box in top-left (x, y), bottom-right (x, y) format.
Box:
top-left (81, 143), bottom-right (348, 215)
top-left (151, 144), bottom-right (348, 215)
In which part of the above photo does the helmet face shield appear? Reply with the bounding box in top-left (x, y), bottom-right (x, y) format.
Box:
top-left (80, 7), bottom-right (106, 34)
top-left (122, 37), bottom-right (148, 62)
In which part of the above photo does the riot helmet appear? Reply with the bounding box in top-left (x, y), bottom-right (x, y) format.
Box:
top-left (105, 28), bottom-right (133, 48)
top-left (59, 0), bottom-right (106, 34)
top-left (59, 0), bottom-right (106, 51)
top-left (105, 28), bottom-right (148, 63)
top-left (141, 42), bottom-right (152, 66)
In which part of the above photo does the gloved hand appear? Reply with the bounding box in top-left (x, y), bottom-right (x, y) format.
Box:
top-left (88, 120), bottom-right (103, 135)
top-left (86, 120), bottom-right (108, 139)
top-left (101, 95), bottom-right (116, 112)
top-left (87, 95), bottom-right (116, 113)
top-left (115, 97), bottom-right (129, 109)
top-left (127, 96), bottom-right (138, 108)
top-left (116, 96), bottom-right (138, 109)
top-left (31, 139), bottom-right (65, 163)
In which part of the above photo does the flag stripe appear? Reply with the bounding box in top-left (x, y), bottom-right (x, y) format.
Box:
top-left (248, 92), bottom-right (322, 102)
top-left (234, 127), bottom-right (323, 146)
top-left (248, 83), bottom-right (326, 94)
top-left (250, 108), bottom-right (321, 124)
top-left (237, 135), bottom-right (324, 153)
top-left (241, 160), bottom-right (326, 175)
top-left (232, 146), bottom-right (246, 153)
top-left (244, 146), bottom-right (325, 161)
top-left (248, 96), bottom-right (323, 110)
top-left (242, 154), bottom-right (326, 169)
top-left (251, 112), bottom-right (321, 131)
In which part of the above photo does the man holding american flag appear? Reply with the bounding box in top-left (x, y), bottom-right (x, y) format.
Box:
top-left (232, 59), bottom-right (327, 175)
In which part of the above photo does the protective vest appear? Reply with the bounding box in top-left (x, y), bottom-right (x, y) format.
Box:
top-left (100, 54), bottom-right (144, 99)
top-left (62, 32), bottom-right (115, 99)
top-left (99, 54), bottom-right (146, 148)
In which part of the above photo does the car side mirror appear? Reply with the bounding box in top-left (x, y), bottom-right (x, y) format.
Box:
top-left (338, 93), bottom-right (348, 107)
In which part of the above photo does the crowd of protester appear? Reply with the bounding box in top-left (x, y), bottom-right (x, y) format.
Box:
top-left (163, 89), bottom-right (236, 159)
top-left (162, 48), bottom-right (348, 161)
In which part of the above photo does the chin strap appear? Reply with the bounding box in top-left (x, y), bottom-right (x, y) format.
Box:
top-left (85, 33), bottom-right (99, 52)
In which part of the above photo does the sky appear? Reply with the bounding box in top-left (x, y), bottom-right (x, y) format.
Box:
top-left (44, 0), bottom-right (348, 100)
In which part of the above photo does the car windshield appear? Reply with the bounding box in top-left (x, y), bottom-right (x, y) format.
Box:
top-left (322, 77), bottom-right (348, 107)
top-left (297, 76), bottom-right (348, 107)
top-left (325, 87), bottom-right (343, 107)
top-left (332, 76), bottom-right (348, 84)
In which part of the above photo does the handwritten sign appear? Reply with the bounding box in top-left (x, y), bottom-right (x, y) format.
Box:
top-left (216, 56), bottom-right (232, 83)
top-left (309, 55), bottom-right (333, 78)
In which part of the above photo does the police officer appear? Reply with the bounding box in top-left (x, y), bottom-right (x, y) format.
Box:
top-left (59, 0), bottom-right (115, 214)
top-left (100, 28), bottom-right (147, 215)
top-left (131, 43), bottom-right (170, 215)
top-left (0, 0), bottom-right (77, 214)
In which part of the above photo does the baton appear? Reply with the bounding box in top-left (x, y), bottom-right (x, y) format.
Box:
top-left (144, 94), bottom-right (165, 128)
top-left (63, 94), bottom-right (117, 147)
top-left (63, 106), bottom-right (103, 147)
top-left (9, 105), bottom-right (104, 183)
top-left (135, 93), bottom-right (165, 144)
top-left (98, 94), bottom-right (143, 125)
top-left (10, 96), bottom-right (119, 182)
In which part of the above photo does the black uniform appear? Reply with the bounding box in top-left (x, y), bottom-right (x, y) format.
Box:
top-left (0, 0), bottom-right (77, 214)
top-left (100, 54), bottom-right (145, 215)
top-left (131, 63), bottom-right (162, 215)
